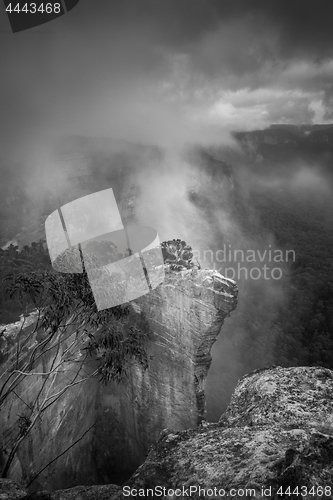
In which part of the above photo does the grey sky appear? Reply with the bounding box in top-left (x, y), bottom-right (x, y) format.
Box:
top-left (1, 0), bottom-right (333, 181)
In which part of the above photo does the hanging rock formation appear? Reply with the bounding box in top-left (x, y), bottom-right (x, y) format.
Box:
top-left (0, 268), bottom-right (237, 491)
top-left (92, 268), bottom-right (238, 485)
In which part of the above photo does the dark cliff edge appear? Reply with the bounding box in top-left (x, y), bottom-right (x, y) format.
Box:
top-left (2, 365), bottom-right (333, 500)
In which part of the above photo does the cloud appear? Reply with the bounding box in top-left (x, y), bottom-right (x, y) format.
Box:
top-left (202, 88), bottom-right (318, 130)
top-left (1, 0), bottom-right (333, 189)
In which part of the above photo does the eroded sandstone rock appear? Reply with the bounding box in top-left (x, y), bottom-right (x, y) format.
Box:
top-left (93, 268), bottom-right (238, 484)
top-left (0, 268), bottom-right (237, 491)
top-left (107, 366), bottom-right (333, 500)
top-left (0, 478), bottom-right (27, 500)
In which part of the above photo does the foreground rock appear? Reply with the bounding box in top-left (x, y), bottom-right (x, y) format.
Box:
top-left (50, 484), bottom-right (121, 500)
top-left (0, 479), bottom-right (27, 500)
top-left (0, 481), bottom-right (121, 500)
top-left (109, 365), bottom-right (333, 499)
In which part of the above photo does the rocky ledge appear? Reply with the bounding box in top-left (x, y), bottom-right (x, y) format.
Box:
top-left (114, 365), bottom-right (333, 499)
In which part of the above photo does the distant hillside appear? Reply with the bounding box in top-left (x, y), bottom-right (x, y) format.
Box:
top-left (235, 123), bottom-right (333, 146)
top-left (233, 124), bottom-right (333, 169)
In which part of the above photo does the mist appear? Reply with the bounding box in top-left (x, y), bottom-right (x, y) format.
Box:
top-left (2, 0), bottom-right (333, 424)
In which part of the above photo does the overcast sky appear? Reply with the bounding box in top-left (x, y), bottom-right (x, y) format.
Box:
top-left (1, 0), bottom-right (333, 179)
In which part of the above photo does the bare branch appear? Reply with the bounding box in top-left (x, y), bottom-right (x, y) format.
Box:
top-left (25, 422), bottom-right (96, 489)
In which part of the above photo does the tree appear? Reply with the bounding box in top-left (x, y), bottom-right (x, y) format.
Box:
top-left (0, 237), bottom-right (198, 483)
top-left (0, 248), bottom-right (151, 484)
top-left (161, 239), bottom-right (198, 271)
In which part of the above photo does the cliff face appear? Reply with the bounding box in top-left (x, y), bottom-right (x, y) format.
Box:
top-left (0, 268), bottom-right (237, 491)
top-left (88, 268), bottom-right (238, 485)
top-left (0, 314), bottom-right (100, 492)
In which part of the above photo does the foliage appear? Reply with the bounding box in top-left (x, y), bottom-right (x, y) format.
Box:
top-left (161, 239), bottom-right (198, 271)
top-left (0, 238), bottom-right (154, 480)
top-left (0, 240), bottom-right (50, 323)
top-left (0, 236), bottom-right (200, 389)
top-left (225, 169), bottom-right (333, 374)
top-left (2, 247), bottom-right (151, 385)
